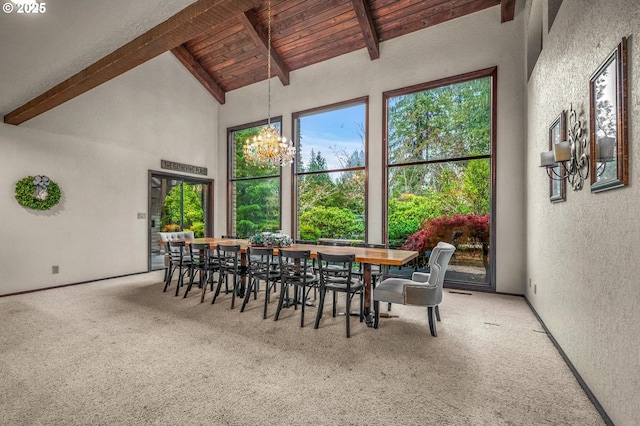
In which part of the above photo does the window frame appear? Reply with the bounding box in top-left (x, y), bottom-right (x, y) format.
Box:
top-left (382, 67), bottom-right (497, 289)
top-left (227, 116), bottom-right (284, 237)
top-left (291, 97), bottom-right (369, 241)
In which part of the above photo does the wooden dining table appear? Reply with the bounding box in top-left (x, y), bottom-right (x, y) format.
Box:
top-left (164, 237), bottom-right (418, 326)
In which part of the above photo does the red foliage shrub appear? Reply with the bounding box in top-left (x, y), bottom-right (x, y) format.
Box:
top-left (401, 214), bottom-right (490, 253)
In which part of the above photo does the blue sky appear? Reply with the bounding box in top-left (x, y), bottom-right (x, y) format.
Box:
top-left (297, 103), bottom-right (365, 170)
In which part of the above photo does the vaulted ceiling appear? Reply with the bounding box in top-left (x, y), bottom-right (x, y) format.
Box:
top-left (3, 0), bottom-right (515, 125)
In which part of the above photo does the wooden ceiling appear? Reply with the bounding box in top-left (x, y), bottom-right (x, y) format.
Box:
top-left (4, 0), bottom-right (515, 125)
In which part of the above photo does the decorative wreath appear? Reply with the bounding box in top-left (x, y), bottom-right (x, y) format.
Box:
top-left (15, 175), bottom-right (61, 210)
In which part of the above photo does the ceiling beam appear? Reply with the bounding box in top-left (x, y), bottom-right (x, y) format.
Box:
top-left (3, 0), bottom-right (260, 125)
top-left (350, 0), bottom-right (379, 60)
top-left (239, 9), bottom-right (290, 86)
top-left (171, 44), bottom-right (225, 104)
top-left (501, 0), bottom-right (516, 23)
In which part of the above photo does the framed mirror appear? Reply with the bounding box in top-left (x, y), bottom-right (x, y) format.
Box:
top-left (549, 112), bottom-right (566, 202)
top-left (589, 37), bottom-right (628, 192)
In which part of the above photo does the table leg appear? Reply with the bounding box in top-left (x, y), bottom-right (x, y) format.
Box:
top-left (238, 253), bottom-right (247, 298)
top-left (363, 263), bottom-right (374, 327)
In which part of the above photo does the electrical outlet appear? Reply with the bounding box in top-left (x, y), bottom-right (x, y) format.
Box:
top-left (52, 265), bottom-right (59, 274)
top-left (137, 212), bottom-right (147, 219)
top-left (534, 284), bottom-right (537, 295)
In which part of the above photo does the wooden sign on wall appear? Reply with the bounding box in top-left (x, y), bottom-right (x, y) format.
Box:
top-left (161, 160), bottom-right (207, 176)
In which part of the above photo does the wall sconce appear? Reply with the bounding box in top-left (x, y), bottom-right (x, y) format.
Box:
top-left (540, 106), bottom-right (589, 190)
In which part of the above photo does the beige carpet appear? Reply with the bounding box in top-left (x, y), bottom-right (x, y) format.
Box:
top-left (0, 272), bottom-right (604, 425)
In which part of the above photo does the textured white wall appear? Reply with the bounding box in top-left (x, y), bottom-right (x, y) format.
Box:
top-left (526, 0), bottom-right (640, 424)
top-left (218, 6), bottom-right (526, 294)
top-left (0, 53), bottom-right (218, 294)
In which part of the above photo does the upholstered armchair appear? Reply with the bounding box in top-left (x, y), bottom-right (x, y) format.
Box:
top-left (373, 242), bottom-right (456, 336)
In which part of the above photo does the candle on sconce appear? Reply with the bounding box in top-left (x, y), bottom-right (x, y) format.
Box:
top-left (540, 151), bottom-right (555, 167)
top-left (553, 141), bottom-right (571, 162)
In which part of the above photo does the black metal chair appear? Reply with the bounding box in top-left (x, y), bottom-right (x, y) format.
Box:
top-left (183, 243), bottom-right (219, 301)
top-left (314, 252), bottom-right (364, 338)
top-left (163, 240), bottom-right (192, 296)
top-left (212, 244), bottom-right (243, 308)
top-left (275, 249), bottom-right (319, 327)
top-left (241, 247), bottom-right (281, 318)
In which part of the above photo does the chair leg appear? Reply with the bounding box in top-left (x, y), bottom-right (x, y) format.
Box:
top-left (274, 282), bottom-right (288, 321)
top-left (428, 306), bottom-right (437, 337)
top-left (332, 292), bottom-right (337, 317)
top-left (359, 292), bottom-right (364, 323)
top-left (183, 268), bottom-right (197, 298)
top-left (345, 291), bottom-right (351, 338)
top-left (175, 263), bottom-right (185, 297)
top-left (300, 285), bottom-right (307, 327)
top-left (200, 270), bottom-right (210, 303)
top-left (230, 274), bottom-right (238, 309)
top-left (263, 280), bottom-right (273, 320)
top-left (387, 302), bottom-right (392, 312)
top-left (435, 305), bottom-right (441, 321)
top-left (373, 300), bottom-right (380, 329)
top-left (211, 273), bottom-right (225, 305)
top-left (253, 278), bottom-right (258, 300)
top-left (314, 289), bottom-right (325, 329)
top-left (163, 266), bottom-right (174, 292)
top-left (240, 276), bottom-right (253, 312)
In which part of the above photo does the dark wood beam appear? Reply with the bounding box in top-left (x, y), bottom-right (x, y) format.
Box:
top-left (350, 0), bottom-right (379, 60)
top-left (3, 0), bottom-right (260, 125)
top-left (171, 44), bottom-right (225, 104)
top-left (501, 0), bottom-right (516, 23)
top-left (239, 9), bottom-right (290, 86)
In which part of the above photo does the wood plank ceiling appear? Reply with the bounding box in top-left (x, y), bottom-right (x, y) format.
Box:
top-left (4, 0), bottom-right (515, 125)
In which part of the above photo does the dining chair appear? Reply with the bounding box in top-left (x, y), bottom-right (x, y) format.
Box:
top-left (373, 242), bottom-right (456, 336)
top-left (163, 240), bottom-right (193, 296)
top-left (212, 244), bottom-right (243, 308)
top-left (275, 249), bottom-right (319, 327)
top-left (241, 246), bottom-right (281, 319)
top-left (183, 243), bottom-right (219, 301)
top-left (159, 231), bottom-right (194, 289)
top-left (314, 252), bottom-right (364, 338)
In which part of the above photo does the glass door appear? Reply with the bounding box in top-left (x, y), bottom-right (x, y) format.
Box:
top-left (148, 172), bottom-right (213, 271)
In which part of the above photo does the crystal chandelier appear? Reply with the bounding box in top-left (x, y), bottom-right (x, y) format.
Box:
top-left (244, 0), bottom-right (295, 167)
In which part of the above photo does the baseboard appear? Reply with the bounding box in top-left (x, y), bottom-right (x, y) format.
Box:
top-left (0, 270), bottom-right (153, 298)
top-left (524, 297), bottom-right (614, 426)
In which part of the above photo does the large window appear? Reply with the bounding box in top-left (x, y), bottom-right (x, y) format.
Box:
top-left (228, 118), bottom-right (282, 238)
top-left (384, 69), bottom-right (495, 286)
top-left (293, 98), bottom-right (367, 242)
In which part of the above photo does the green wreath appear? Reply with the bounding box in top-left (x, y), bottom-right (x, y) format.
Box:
top-left (15, 175), bottom-right (61, 210)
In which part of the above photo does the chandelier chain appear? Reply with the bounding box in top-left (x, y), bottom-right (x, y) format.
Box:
top-left (242, 0), bottom-right (295, 167)
top-left (267, 0), bottom-right (271, 125)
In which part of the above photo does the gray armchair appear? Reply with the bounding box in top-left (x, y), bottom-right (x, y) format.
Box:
top-left (373, 242), bottom-right (456, 336)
